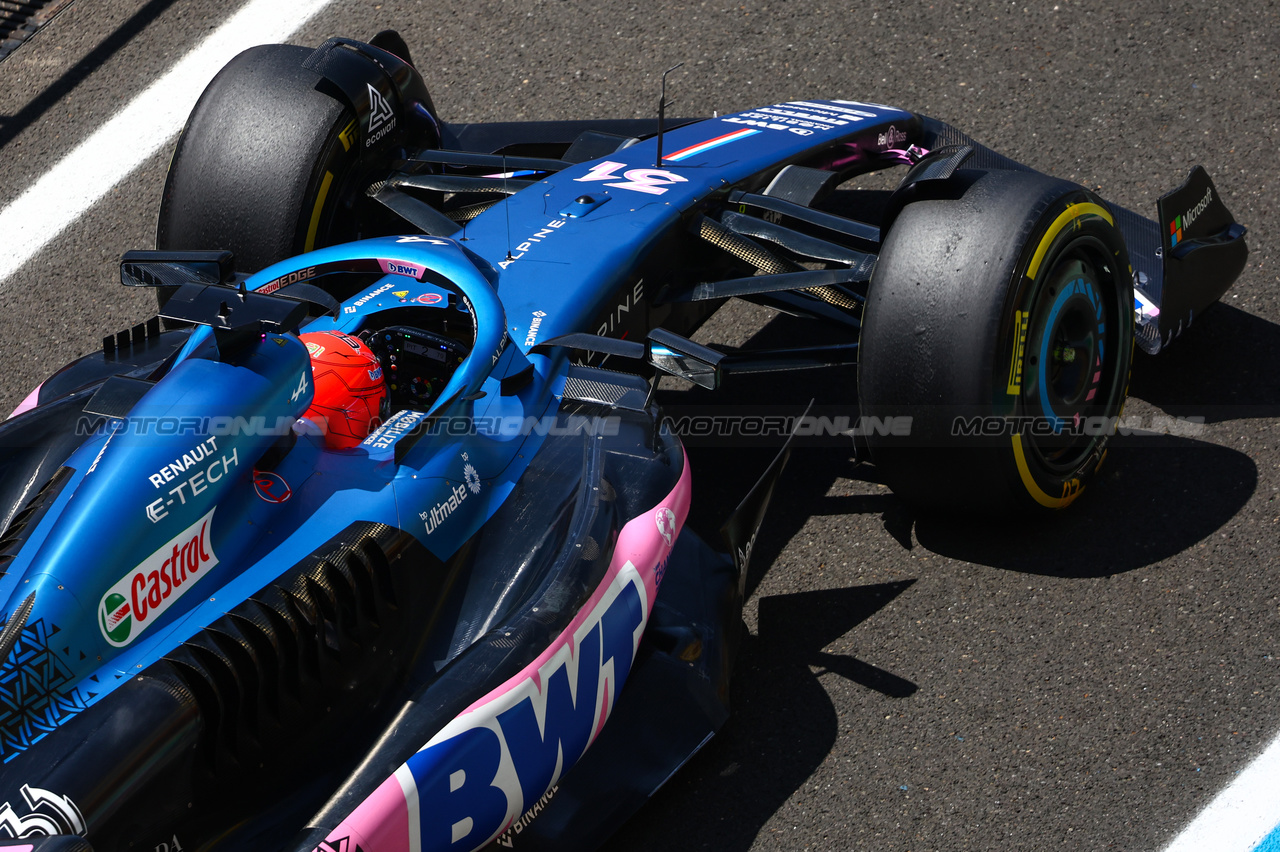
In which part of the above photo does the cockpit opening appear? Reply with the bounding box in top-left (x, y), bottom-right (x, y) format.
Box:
top-left (359, 325), bottom-right (470, 413)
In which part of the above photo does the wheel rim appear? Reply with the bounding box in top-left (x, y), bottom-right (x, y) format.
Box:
top-left (1021, 239), bottom-right (1125, 474)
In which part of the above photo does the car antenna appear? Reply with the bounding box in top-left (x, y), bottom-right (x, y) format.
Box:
top-left (655, 63), bottom-right (683, 168)
top-left (503, 151), bottom-right (514, 262)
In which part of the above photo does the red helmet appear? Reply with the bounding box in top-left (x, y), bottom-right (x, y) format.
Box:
top-left (298, 331), bottom-right (388, 449)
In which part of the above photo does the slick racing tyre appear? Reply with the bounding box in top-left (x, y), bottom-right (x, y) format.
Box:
top-left (858, 169), bottom-right (1134, 514)
top-left (157, 44), bottom-right (381, 276)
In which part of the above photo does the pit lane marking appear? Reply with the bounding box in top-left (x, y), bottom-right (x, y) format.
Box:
top-left (0, 0), bottom-right (336, 287)
top-left (1163, 728), bottom-right (1280, 852)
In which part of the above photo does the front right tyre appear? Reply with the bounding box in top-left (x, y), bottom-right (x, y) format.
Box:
top-left (857, 169), bottom-right (1134, 514)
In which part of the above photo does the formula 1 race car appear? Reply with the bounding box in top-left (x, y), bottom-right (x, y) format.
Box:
top-left (0, 31), bottom-right (1246, 852)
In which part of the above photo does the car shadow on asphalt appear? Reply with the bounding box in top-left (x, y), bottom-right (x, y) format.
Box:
top-left (668, 300), bottom-right (1265, 581)
top-left (1128, 302), bottom-right (1280, 423)
top-left (613, 324), bottom-right (913, 850)
top-left (605, 580), bottom-right (916, 852)
top-left (615, 299), bottom-right (1264, 849)
top-left (913, 302), bottom-right (1271, 577)
top-left (910, 433), bottom-right (1258, 577)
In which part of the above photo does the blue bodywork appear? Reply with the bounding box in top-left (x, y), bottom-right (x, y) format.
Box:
top-left (0, 96), bottom-right (918, 851)
top-left (0, 74), bottom-right (1238, 849)
top-left (2, 98), bottom-right (914, 712)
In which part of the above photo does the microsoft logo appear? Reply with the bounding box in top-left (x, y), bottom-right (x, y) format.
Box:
top-left (1169, 187), bottom-right (1214, 249)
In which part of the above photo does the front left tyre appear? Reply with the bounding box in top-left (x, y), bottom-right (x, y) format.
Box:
top-left (157, 44), bottom-right (380, 275)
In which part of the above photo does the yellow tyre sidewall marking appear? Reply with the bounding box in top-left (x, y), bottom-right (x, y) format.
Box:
top-left (1026, 202), bottom-right (1114, 279)
top-left (1012, 433), bottom-right (1079, 508)
top-left (1012, 200), bottom-right (1115, 508)
top-left (338, 120), bottom-right (357, 152)
top-left (304, 170), bottom-right (334, 253)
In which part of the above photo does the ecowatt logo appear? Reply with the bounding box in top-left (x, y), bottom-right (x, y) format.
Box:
top-left (365, 84), bottom-right (397, 148)
top-left (99, 508), bottom-right (219, 646)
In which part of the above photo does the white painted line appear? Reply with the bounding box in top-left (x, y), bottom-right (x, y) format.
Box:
top-left (1255, 824), bottom-right (1280, 852)
top-left (0, 0), bottom-right (336, 288)
top-left (1163, 728), bottom-right (1280, 852)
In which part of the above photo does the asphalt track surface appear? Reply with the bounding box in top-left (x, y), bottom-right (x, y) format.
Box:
top-left (0, 2), bottom-right (1277, 850)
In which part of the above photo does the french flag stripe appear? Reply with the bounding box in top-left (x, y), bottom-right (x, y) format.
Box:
top-left (664, 128), bottom-right (760, 161)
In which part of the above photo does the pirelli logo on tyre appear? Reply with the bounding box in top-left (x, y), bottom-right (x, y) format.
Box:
top-left (338, 120), bottom-right (357, 152)
top-left (1006, 310), bottom-right (1029, 395)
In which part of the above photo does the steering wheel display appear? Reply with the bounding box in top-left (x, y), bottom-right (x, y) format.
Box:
top-left (364, 325), bottom-right (470, 411)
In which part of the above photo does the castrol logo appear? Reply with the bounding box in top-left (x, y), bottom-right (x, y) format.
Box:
top-left (98, 508), bottom-right (219, 647)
